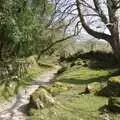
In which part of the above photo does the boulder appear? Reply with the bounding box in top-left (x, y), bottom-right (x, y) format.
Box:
top-left (57, 67), bottom-right (66, 74)
top-left (48, 82), bottom-right (69, 97)
top-left (108, 97), bottom-right (120, 112)
top-left (85, 82), bottom-right (102, 95)
top-left (99, 76), bottom-right (120, 97)
top-left (28, 88), bottom-right (55, 110)
top-left (52, 82), bottom-right (65, 87)
top-left (108, 76), bottom-right (120, 96)
top-left (108, 76), bottom-right (120, 88)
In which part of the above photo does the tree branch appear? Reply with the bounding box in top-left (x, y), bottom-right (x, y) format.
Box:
top-left (76, 0), bottom-right (111, 42)
top-left (107, 0), bottom-right (116, 23)
top-left (93, 0), bottom-right (108, 24)
top-left (37, 34), bottom-right (77, 60)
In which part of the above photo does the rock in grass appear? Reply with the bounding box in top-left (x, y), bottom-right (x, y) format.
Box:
top-left (108, 97), bottom-right (120, 112)
top-left (57, 67), bottom-right (66, 74)
top-left (52, 82), bottom-right (63, 87)
top-left (28, 88), bottom-right (55, 110)
top-left (108, 76), bottom-right (120, 96)
top-left (48, 82), bottom-right (69, 97)
top-left (99, 76), bottom-right (120, 97)
top-left (108, 76), bottom-right (120, 88)
top-left (85, 82), bottom-right (102, 95)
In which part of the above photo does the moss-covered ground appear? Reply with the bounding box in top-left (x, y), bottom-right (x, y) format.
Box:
top-left (28, 64), bottom-right (120, 120)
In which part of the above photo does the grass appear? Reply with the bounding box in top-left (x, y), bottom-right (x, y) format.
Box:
top-left (57, 67), bottom-right (117, 85)
top-left (28, 64), bottom-right (120, 120)
top-left (27, 94), bottom-right (107, 120)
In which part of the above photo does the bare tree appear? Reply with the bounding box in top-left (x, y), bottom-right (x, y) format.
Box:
top-left (53, 0), bottom-right (120, 60)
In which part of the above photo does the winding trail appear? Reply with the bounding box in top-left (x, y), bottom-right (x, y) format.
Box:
top-left (0, 66), bottom-right (61, 120)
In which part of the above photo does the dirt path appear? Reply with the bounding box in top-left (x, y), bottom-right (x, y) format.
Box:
top-left (0, 66), bottom-right (61, 120)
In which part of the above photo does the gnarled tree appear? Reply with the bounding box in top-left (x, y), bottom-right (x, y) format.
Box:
top-left (53, 0), bottom-right (120, 60)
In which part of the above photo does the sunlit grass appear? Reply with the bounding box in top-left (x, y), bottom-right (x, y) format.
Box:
top-left (29, 66), bottom-right (120, 120)
top-left (57, 67), bottom-right (117, 85)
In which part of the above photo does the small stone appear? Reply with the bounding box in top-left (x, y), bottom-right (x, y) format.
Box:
top-left (85, 82), bottom-right (102, 94)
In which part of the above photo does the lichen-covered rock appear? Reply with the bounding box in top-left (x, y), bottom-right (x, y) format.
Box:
top-left (48, 82), bottom-right (69, 97)
top-left (85, 82), bottom-right (102, 95)
top-left (52, 82), bottom-right (63, 87)
top-left (107, 76), bottom-right (120, 96)
top-left (29, 96), bottom-right (44, 109)
top-left (28, 88), bottom-right (55, 110)
top-left (108, 76), bottom-right (120, 88)
top-left (99, 76), bottom-right (120, 97)
top-left (57, 67), bottom-right (66, 74)
top-left (108, 97), bottom-right (120, 112)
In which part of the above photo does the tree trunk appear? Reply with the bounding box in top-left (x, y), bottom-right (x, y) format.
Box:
top-left (109, 20), bottom-right (120, 61)
top-left (110, 39), bottom-right (120, 61)
top-left (0, 37), bottom-right (4, 60)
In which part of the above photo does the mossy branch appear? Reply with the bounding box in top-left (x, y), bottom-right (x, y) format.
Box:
top-left (37, 35), bottom-right (75, 60)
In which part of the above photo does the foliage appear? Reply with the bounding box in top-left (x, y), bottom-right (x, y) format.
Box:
top-left (0, 0), bottom-right (59, 95)
top-left (0, 0), bottom-right (55, 58)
